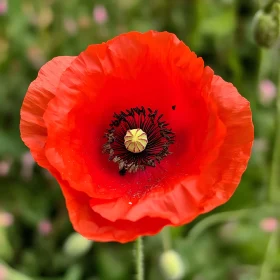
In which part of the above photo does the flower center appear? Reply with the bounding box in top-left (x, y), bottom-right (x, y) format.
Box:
top-left (103, 107), bottom-right (175, 174)
top-left (124, 128), bottom-right (148, 153)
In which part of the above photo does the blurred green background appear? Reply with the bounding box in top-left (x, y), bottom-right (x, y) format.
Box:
top-left (0, 0), bottom-right (280, 279)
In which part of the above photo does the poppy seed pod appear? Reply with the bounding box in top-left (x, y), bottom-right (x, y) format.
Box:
top-left (20, 31), bottom-right (254, 243)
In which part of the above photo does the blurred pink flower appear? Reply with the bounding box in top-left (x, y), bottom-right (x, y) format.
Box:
top-left (0, 0), bottom-right (7, 15)
top-left (260, 217), bottom-right (278, 232)
top-left (64, 18), bottom-right (78, 35)
top-left (20, 151), bottom-right (35, 180)
top-left (0, 160), bottom-right (11, 177)
top-left (0, 212), bottom-right (14, 227)
top-left (38, 220), bottom-right (52, 236)
top-left (259, 79), bottom-right (276, 105)
top-left (93, 5), bottom-right (108, 24)
top-left (0, 264), bottom-right (8, 280)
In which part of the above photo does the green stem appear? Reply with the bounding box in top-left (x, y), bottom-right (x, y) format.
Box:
top-left (257, 49), bottom-right (272, 184)
top-left (269, 61), bottom-right (280, 203)
top-left (161, 226), bottom-right (172, 251)
top-left (135, 237), bottom-right (144, 280)
top-left (187, 209), bottom-right (252, 244)
top-left (259, 231), bottom-right (278, 280)
top-left (259, 36), bottom-right (280, 278)
top-left (187, 205), bottom-right (278, 244)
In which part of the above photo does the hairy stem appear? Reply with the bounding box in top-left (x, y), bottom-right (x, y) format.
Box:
top-left (135, 237), bottom-right (144, 280)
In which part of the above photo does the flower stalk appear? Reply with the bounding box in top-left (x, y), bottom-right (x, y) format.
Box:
top-left (259, 231), bottom-right (278, 280)
top-left (257, 3), bottom-right (280, 279)
top-left (161, 226), bottom-right (172, 252)
top-left (269, 61), bottom-right (280, 203)
top-left (135, 237), bottom-right (144, 280)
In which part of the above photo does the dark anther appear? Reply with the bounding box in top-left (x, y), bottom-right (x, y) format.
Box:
top-left (119, 168), bottom-right (126, 176)
top-left (172, 105), bottom-right (176, 110)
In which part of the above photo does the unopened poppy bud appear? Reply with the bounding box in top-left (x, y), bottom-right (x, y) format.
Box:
top-left (63, 232), bottom-right (93, 258)
top-left (252, 5), bottom-right (280, 48)
top-left (124, 128), bottom-right (148, 153)
top-left (159, 250), bottom-right (186, 280)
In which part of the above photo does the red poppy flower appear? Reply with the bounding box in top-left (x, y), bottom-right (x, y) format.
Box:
top-left (20, 31), bottom-right (254, 243)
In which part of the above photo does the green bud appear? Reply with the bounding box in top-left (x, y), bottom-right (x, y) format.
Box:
top-left (252, 3), bottom-right (280, 48)
top-left (63, 232), bottom-right (93, 258)
top-left (159, 250), bottom-right (186, 280)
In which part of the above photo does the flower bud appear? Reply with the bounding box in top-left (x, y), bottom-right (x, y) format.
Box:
top-left (252, 4), bottom-right (280, 48)
top-left (159, 250), bottom-right (186, 280)
top-left (63, 232), bottom-right (93, 258)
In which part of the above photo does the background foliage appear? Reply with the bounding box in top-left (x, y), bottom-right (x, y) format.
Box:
top-left (0, 0), bottom-right (279, 279)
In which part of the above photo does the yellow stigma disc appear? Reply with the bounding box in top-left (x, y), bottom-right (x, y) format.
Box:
top-left (124, 128), bottom-right (148, 153)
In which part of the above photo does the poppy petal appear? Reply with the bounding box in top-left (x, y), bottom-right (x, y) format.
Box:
top-left (20, 56), bottom-right (75, 168)
top-left (198, 76), bottom-right (254, 212)
top-left (59, 178), bottom-right (169, 243)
